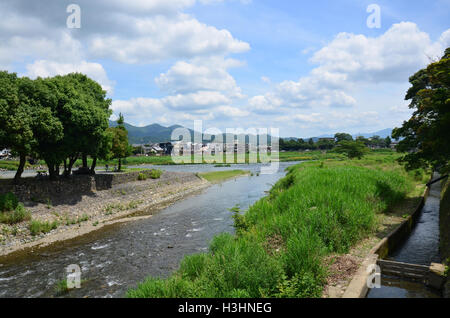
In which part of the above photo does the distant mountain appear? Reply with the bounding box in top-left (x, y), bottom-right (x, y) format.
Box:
top-left (353, 128), bottom-right (393, 139)
top-left (110, 121), bottom-right (393, 144)
top-left (109, 121), bottom-right (189, 144)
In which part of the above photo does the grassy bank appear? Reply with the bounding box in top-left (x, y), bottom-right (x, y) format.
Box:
top-left (198, 170), bottom-right (249, 183)
top-left (127, 154), bottom-right (424, 298)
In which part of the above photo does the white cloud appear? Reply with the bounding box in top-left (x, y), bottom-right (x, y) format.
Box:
top-left (162, 91), bottom-right (231, 110)
top-left (155, 57), bottom-right (244, 98)
top-left (0, 0), bottom-right (249, 66)
top-left (88, 14), bottom-right (249, 64)
top-left (249, 23), bottom-right (450, 114)
top-left (25, 60), bottom-right (115, 94)
top-left (311, 22), bottom-right (448, 83)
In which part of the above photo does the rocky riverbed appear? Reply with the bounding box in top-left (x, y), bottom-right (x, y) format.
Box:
top-left (0, 171), bottom-right (209, 257)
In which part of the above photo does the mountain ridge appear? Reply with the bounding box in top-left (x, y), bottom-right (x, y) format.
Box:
top-left (109, 121), bottom-right (393, 144)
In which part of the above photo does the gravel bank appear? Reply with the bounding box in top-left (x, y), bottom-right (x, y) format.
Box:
top-left (0, 171), bottom-right (210, 257)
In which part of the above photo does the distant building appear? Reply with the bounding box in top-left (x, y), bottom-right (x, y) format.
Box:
top-left (318, 138), bottom-right (335, 143)
top-left (390, 141), bottom-right (400, 150)
top-left (0, 149), bottom-right (11, 159)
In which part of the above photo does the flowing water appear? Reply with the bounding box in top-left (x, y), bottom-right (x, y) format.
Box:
top-left (367, 173), bottom-right (443, 298)
top-left (0, 162), bottom-right (297, 298)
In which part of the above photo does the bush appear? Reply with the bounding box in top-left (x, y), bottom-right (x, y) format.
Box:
top-left (137, 173), bottom-right (147, 181)
top-left (0, 203), bottom-right (31, 224)
top-left (29, 219), bottom-right (59, 236)
top-left (150, 169), bottom-right (162, 179)
top-left (0, 192), bottom-right (19, 212)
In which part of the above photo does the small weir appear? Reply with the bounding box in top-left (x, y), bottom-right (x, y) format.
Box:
top-left (367, 173), bottom-right (446, 298)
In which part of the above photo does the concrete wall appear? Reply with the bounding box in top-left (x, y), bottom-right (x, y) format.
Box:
top-left (440, 178), bottom-right (450, 298)
top-left (343, 186), bottom-right (430, 298)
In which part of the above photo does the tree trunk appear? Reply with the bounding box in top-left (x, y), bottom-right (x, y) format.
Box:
top-left (48, 164), bottom-right (57, 180)
top-left (67, 154), bottom-right (78, 176)
top-left (118, 158), bottom-right (122, 171)
top-left (14, 153), bottom-right (26, 182)
top-left (90, 157), bottom-right (97, 174)
top-left (63, 159), bottom-right (68, 176)
top-left (82, 153), bottom-right (88, 169)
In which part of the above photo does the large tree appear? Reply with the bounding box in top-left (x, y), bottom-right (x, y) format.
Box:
top-left (0, 72), bottom-right (36, 181)
top-left (335, 140), bottom-right (369, 159)
top-left (392, 48), bottom-right (450, 172)
top-left (30, 73), bottom-right (111, 178)
top-left (334, 133), bottom-right (353, 143)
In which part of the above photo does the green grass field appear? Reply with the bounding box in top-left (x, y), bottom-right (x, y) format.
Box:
top-left (127, 153), bottom-right (426, 298)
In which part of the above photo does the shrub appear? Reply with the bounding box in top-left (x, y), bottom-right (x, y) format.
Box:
top-left (0, 192), bottom-right (19, 212)
top-left (0, 203), bottom-right (31, 224)
top-left (29, 219), bottom-right (59, 236)
top-left (137, 173), bottom-right (147, 181)
top-left (150, 170), bottom-right (162, 179)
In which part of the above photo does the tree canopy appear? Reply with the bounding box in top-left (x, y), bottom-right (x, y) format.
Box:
top-left (392, 47), bottom-right (450, 172)
top-left (335, 140), bottom-right (369, 159)
top-left (108, 113), bottom-right (132, 171)
top-left (0, 71), bottom-right (117, 180)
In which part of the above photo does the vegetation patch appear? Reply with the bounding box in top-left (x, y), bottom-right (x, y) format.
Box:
top-left (128, 155), bottom-right (419, 298)
top-left (150, 169), bottom-right (162, 179)
top-left (199, 170), bottom-right (249, 183)
top-left (29, 219), bottom-right (59, 236)
top-left (0, 193), bottom-right (31, 224)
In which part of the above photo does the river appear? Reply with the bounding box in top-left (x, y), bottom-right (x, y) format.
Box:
top-left (0, 162), bottom-right (298, 298)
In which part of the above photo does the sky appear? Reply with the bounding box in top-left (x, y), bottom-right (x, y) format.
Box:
top-left (0, 0), bottom-right (449, 138)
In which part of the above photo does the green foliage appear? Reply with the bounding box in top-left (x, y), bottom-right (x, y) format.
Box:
top-left (393, 47), bottom-right (450, 172)
top-left (150, 169), bottom-right (162, 179)
top-left (0, 71), bottom-right (112, 179)
top-left (229, 206), bottom-right (249, 234)
top-left (29, 219), bottom-right (59, 236)
top-left (0, 192), bottom-right (19, 212)
top-left (199, 170), bottom-right (248, 182)
top-left (0, 203), bottom-right (31, 224)
top-left (334, 133), bottom-right (353, 143)
top-left (108, 113), bottom-right (132, 171)
top-left (128, 157), bottom-right (416, 298)
top-left (335, 140), bottom-right (369, 159)
top-left (137, 173), bottom-right (147, 181)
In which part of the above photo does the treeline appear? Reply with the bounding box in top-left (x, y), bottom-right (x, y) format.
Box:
top-left (280, 133), bottom-right (392, 151)
top-left (0, 71), bottom-right (131, 180)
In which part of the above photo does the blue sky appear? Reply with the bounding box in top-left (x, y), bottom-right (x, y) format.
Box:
top-left (1, 0), bottom-right (449, 137)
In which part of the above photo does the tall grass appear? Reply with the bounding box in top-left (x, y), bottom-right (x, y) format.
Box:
top-left (128, 155), bottom-right (417, 298)
top-left (0, 192), bottom-right (31, 224)
top-left (29, 219), bottom-right (59, 236)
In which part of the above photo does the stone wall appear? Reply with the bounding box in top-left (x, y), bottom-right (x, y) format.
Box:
top-left (0, 170), bottom-right (160, 202)
top-left (439, 178), bottom-right (450, 298)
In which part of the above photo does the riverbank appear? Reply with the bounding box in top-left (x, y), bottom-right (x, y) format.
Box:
top-left (127, 154), bottom-right (428, 298)
top-left (0, 170), bottom-right (210, 258)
